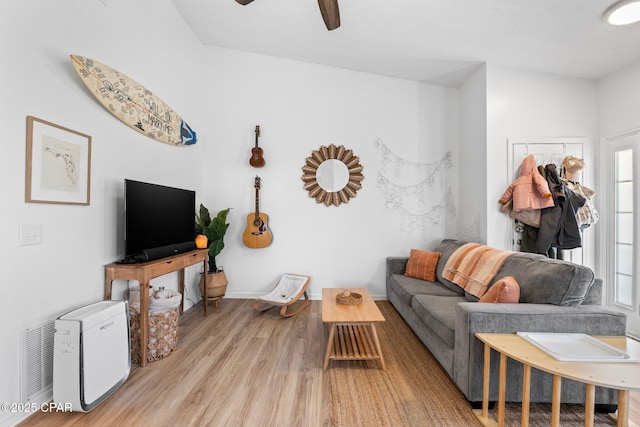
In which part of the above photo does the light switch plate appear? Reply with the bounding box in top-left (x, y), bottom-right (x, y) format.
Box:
top-left (19, 224), bottom-right (42, 246)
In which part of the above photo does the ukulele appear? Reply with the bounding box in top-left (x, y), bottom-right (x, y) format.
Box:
top-left (242, 176), bottom-right (273, 248)
top-left (249, 125), bottom-right (265, 168)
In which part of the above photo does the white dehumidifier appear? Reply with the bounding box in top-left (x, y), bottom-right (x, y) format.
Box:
top-left (53, 300), bottom-right (130, 412)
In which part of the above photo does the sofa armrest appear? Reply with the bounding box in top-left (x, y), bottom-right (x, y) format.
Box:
top-left (386, 257), bottom-right (408, 285)
top-left (453, 302), bottom-right (627, 401)
top-left (582, 278), bottom-right (603, 305)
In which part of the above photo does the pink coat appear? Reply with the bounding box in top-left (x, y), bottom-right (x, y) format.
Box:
top-left (499, 154), bottom-right (554, 211)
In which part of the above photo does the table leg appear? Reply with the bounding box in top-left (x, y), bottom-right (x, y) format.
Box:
top-left (370, 323), bottom-right (385, 370)
top-left (203, 273), bottom-right (208, 316)
top-left (551, 375), bottom-right (561, 427)
top-left (323, 323), bottom-right (336, 370)
top-left (139, 281), bottom-right (149, 368)
top-left (178, 268), bottom-right (185, 315)
top-left (482, 343), bottom-right (491, 420)
top-left (202, 259), bottom-right (208, 316)
top-left (104, 268), bottom-right (114, 300)
top-left (498, 352), bottom-right (507, 427)
top-left (584, 383), bottom-right (595, 427)
top-left (617, 390), bottom-right (629, 427)
top-left (522, 364), bottom-right (531, 427)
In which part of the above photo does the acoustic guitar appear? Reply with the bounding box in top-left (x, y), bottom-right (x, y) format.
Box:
top-left (249, 125), bottom-right (265, 168)
top-left (242, 176), bottom-right (273, 248)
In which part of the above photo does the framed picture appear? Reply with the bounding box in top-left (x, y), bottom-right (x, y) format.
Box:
top-left (25, 116), bottom-right (92, 205)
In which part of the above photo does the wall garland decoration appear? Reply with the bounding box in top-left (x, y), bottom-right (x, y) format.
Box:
top-left (375, 138), bottom-right (481, 242)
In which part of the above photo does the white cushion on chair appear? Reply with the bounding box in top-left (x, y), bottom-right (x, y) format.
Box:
top-left (259, 274), bottom-right (309, 304)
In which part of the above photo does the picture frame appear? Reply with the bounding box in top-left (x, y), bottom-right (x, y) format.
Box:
top-left (25, 116), bottom-right (92, 205)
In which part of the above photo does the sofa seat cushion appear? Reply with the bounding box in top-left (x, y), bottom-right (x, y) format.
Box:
top-left (412, 294), bottom-right (466, 348)
top-left (389, 274), bottom-right (461, 307)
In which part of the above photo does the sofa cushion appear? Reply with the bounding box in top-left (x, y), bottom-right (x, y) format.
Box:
top-left (434, 239), bottom-right (467, 295)
top-left (388, 274), bottom-right (461, 307)
top-left (494, 252), bottom-right (594, 305)
top-left (405, 249), bottom-right (441, 282)
top-left (479, 276), bottom-right (520, 303)
top-left (412, 294), bottom-right (466, 347)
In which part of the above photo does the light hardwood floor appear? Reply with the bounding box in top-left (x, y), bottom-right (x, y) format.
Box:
top-left (18, 299), bottom-right (640, 427)
top-left (21, 299), bottom-right (332, 427)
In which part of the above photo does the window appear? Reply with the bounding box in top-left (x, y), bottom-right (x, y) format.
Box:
top-left (614, 148), bottom-right (633, 308)
top-left (606, 131), bottom-right (639, 338)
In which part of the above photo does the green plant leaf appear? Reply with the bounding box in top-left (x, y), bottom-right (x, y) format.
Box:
top-left (208, 221), bottom-right (225, 238)
top-left (196, 203), bottom-right (212, 228)
top-left (198, 206), bottom-right (231, 265)
top-left (209, 239), bottom-right (224, 258)
top-left (215, 208), bottom-right (230, 224)
top-left (202, 227), bottom-right (215, 243)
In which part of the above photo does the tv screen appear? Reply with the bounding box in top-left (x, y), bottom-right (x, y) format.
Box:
top-left (124, 179), bottom-right (196, 259)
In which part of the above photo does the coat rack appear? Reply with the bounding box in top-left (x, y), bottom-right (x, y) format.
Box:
top-left (506, 138), bottom-right (586, 265)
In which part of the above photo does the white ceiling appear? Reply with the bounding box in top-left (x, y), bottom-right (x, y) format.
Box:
top-left (172, 0), bottom-right (640, 87)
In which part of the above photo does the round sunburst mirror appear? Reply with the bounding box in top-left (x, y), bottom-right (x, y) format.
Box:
top-left (301, 144), bottom-right (364, 206)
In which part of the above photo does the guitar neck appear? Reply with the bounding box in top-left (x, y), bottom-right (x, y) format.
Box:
top-left (254, 125), bottom-right (260, 149)
top-left (254, 187), bottom-right (260, 218)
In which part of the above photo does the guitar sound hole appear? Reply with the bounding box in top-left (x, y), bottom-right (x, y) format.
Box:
top-left (254, 218), bottom-right (263, 227)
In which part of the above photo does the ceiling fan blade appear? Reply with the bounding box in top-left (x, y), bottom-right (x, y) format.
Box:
top-left (318, 0), bottom-right (340, 31)
top-left (236, 0), bottom-right (255, 5)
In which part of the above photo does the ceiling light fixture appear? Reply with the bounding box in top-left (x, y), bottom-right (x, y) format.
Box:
top-left (604, 0), bottom-right (640, 25)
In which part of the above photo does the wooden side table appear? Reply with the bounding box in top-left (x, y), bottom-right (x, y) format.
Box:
top-left (321, 288), bottom-right (386, 370)
top-left (104, 249), bottom-right (207, 367)
top-left (474, 333), bottom-right (640, 427)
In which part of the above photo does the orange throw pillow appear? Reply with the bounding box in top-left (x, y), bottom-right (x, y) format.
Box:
top-left (479, 276), bottom-right (520, 303)
top-left (404, 249), bottom-right (441, 282)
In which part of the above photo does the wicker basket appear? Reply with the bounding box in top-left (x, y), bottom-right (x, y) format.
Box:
top-left (199, 271), bottom-right (228, 298)
top-left (336, 290), bottom-right (362, 306)
top-left (129, 307), bottom-right (179, 363)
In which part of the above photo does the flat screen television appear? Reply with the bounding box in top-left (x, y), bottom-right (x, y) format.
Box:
top-left (124, 179), bottom-right (196, 261)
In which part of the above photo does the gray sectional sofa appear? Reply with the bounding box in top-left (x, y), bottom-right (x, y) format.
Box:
top-left (386, 239), bottom-right (627, 405)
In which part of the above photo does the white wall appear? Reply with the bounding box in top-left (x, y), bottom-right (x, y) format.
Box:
top-left (457, 65), bottom-right (487, 242)
top-left (0, 1), bottom-right (457, 425)
top-left (198, 47), bottom-right (457, 300)
top-left (485, 65), bottom-right (598, 265)
top-left (598, 60), bottom-right (640, 136)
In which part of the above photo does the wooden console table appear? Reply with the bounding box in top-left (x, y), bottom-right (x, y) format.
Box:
top-left (104, 249), bottom-right (207, 367)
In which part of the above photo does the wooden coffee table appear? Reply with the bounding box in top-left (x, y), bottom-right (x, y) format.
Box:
top-left (474, 333), bottom-right (640, 427)
top-left (322, 288), bottom-right (386, 370)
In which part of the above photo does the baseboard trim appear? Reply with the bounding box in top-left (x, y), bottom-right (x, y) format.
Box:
top-left (221, 292), bottom-right (388, 301)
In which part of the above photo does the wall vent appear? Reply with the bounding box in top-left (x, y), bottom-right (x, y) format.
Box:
top-left (20, 321), bottom-right (55, 403)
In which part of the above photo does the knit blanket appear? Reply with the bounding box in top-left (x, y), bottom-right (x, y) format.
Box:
top-left (442, 243), bottom-right (513, 298)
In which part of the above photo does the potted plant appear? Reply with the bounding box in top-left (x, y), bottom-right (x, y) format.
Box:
top-left (196, 205), bottom-right (231, 301)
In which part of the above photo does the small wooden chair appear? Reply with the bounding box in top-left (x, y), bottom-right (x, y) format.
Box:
top-left (253, 273), bottom-right (311, 318)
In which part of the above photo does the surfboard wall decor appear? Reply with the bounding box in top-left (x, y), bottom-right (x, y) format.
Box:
top-left (70, 54), bottom-right (197, 146)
